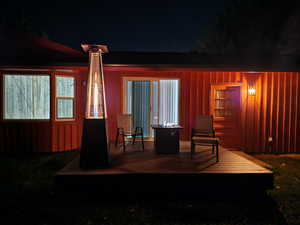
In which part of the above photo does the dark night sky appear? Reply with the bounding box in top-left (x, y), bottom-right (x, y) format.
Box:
top-left (3, 0), bottom-right (227, 52)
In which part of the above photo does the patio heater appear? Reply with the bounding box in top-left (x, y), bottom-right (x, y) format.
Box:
top-left (80, 44), bottom-right (110, 169)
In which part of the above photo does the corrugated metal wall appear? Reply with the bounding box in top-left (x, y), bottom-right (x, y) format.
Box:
top-left (0, 122), bottom-right (52, 153)
top-left (243, 72), bottom-right (300, 153)
top-left (104, 69), bottom-right (300, 153)
top-left (181, 71), bottom-right (300, 153)
top-left (0, 68), bottom-right (85, 153)
top-left (1, 67), bottom-right (299, 154)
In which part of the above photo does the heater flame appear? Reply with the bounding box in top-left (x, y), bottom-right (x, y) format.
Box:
top-left (84, 45), bottom-right (108, 119)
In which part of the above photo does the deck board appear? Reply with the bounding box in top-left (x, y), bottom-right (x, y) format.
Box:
top-left (56, 142), bottom-right (273, 194)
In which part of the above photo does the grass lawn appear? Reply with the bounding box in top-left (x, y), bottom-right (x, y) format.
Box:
top-left (255, 154), bottom-right (300, 225)
top-left (0, 151), bottom-right (299, 225)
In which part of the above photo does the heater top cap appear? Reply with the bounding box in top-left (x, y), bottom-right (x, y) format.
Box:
top-left (81, 44), bottom-right (108, 53)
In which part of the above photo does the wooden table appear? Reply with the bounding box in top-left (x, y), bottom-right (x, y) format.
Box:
top-left (151, 125), bottom-right (183, 154)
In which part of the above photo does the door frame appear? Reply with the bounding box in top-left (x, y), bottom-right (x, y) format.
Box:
top-left (122, 77), bottom-right (180, 137)
top-left (210, 83), bottom-right (242, 148)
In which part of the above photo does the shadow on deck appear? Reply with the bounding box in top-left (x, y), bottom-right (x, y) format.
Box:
top-left (55, 142), bottom-right (273, 199)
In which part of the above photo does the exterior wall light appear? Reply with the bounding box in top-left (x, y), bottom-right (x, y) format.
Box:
top-left (248, 85), bottom-right (256, 96)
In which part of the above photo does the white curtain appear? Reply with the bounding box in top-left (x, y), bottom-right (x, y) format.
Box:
top-left (159, 80), bottom-right (179, 125)
top-left (126, 81), bottom-right (133, 114)
top-left (4, 74), bottom-right (50, 119)
top-left (56, 76), bottom-right (74, 97)
top-left (56, 76), bottom-right (74, 119)
top-left (57, 99), bottom-right (74, 118)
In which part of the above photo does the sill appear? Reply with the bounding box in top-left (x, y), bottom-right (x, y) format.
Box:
top-left (1, 119), bottom-right (50, 123)
top-left (55, 118), bottom-right (76, 122)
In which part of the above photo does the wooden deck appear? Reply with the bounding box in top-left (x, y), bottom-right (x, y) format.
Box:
top-left (56, 142), bottom-right (273, 196)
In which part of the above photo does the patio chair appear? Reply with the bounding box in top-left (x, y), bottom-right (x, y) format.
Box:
top-left (191, 115), bottom-right (219, 162)
top-left (115, 114), bottom-right (144, 152)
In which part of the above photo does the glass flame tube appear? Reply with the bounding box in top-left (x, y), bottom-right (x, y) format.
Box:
top-left (82, 45), bottom-right (108, 119)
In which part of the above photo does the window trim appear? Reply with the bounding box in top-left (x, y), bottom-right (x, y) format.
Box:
top-left (55, 75), bottom-right (76, 121)
top-left (2, 72), bottom-right (51, 121)
top-left (210, 83), bottom-right (242, 121)
top-left (122, 76), bottom-right (181, 137)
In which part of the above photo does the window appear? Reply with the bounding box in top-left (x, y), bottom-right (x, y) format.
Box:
top-left (159, 80), bottom-right (179, 125)
top-left (213, 89), bottom-right (234, 118)
top-left (4, 74), bottom-right (50, 119)
top-left (56, 76), bottom-right (75, 119)
top-left (124, 78), bottom-right (179, 137)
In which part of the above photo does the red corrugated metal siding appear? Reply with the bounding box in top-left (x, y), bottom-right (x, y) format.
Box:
top-left (245, 72), bottom-right (300, 154)
top-left (103, 68), bottom-right (300, 153)
top-left (0, 67), bottom-right (85, 153)
top-left (1, 67), bottom-right (300, 154)
top-left (0, 122), bottom-right (51, 153)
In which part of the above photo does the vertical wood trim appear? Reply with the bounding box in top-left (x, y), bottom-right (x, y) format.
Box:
top-left (271, 72), bottom-right (276, 153)
top-left (0, 71), bottom-right (3, 121)
top-left (64, 125), bottom-right (66, 151)
top-left (50, 72), bottom-right (55, 152)
top-left (262, 73), bottom-right (268, 152)
top-left (291, 73), bottom-right (298, 153)
top-left (70, 124), bottom-right (73, 150)
top-left (256, 76), bottom-right (261, 152)
top-left (188, 72), bottom-right (192, 133)
top-left (268, 72), bottom-right (273, 153)
top-left (285, 72), bottom-right (291, 153)
top-left (253, 76), bottom-right (259, 152)
top-left (280, 72), bottom-right (286, 153)
top-left (296, 73), bottom-right (300, 153)
top-left (195, 72), bottom-right (200, 115)
top-left (244, 75), bottom-right (249, 152)
top-left (182, 72), bottom-right (190, 140)
top-left (203, 72), bottom-right (209, 114)
top-left (202, 72), bottom-right (206, 114)
top-left (240, 74), bottom-right (246, 151)
top-left (275, 72), bottom-right (280, 153)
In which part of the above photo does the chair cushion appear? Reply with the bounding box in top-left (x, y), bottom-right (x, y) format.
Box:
top-left (192, 136), bottom-right (219, 144)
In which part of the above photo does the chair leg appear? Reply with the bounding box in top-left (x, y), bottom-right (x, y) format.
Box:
top-left (141, 133), bottom-right (144, 151)
top-left (122, 135), bottom-right (126, 152)
top-left (115, 130), bottom-right (119, 147)
top-left (132, 134), bottom-right (136, 145)
top-left (191, 141), bottom-right (195, 158)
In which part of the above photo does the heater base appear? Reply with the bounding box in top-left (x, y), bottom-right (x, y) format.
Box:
top-left (80, 119), bottom-right (109, 169)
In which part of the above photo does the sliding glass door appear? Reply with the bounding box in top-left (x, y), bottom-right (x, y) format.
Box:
top-left (159, 80), bottom-right (179, 125)
top-left (126, 81), bottom-right (151, 137)
top-left (124, 78), bottom-right (179, 137)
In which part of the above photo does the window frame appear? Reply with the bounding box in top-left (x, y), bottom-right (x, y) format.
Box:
top-left (122, 76), bottom-right (181, 137)
top-left (2, 72), bottom-right (51, 121)
top-left (55, 75), bottom-right (76, 121)
top-left (210, 83), bottom-right (242, 121)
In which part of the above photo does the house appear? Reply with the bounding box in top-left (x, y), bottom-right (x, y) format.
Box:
top-left (1, 32), bottom-right (300, 154)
